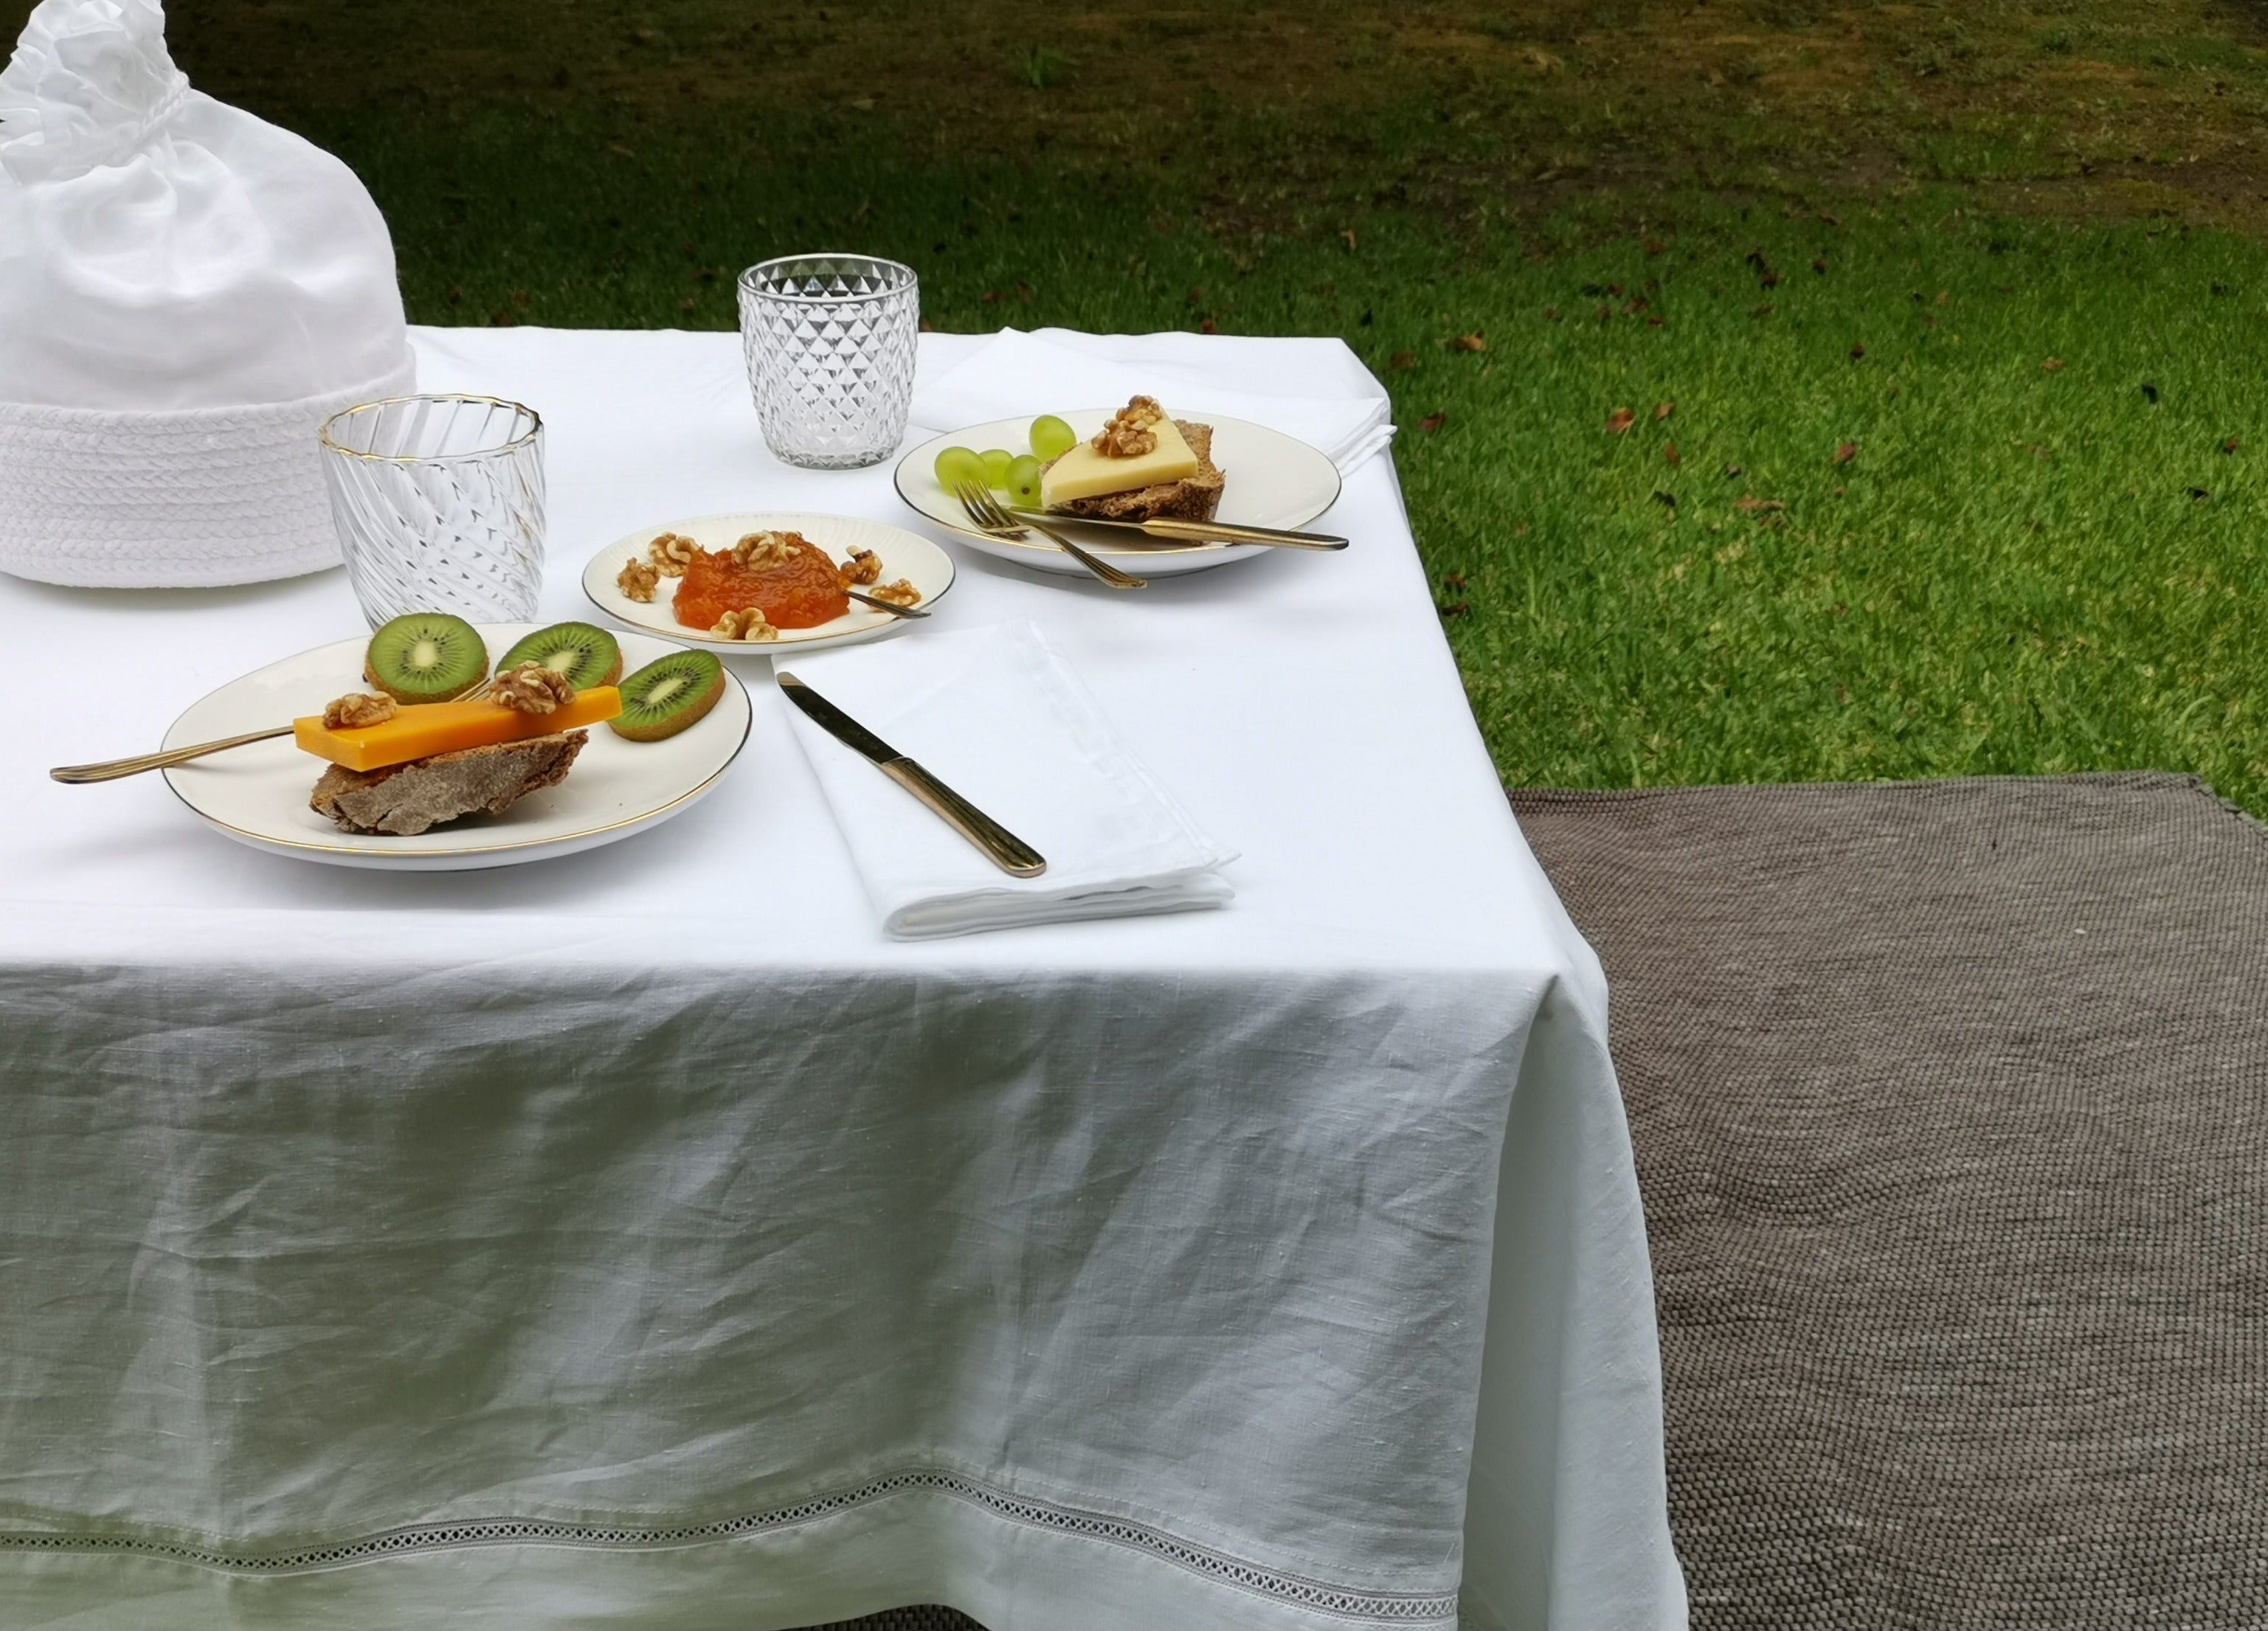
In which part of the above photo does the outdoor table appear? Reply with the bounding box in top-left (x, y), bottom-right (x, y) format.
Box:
top-left (0, 328), bottom-right (1685, 1631)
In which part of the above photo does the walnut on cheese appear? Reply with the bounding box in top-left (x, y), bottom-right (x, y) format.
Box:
top-left (487, 662), bottom-right (577, 714)
top-left (322, 692), bottom-right (398, 730)
top-left (1093, 395), bottom-right (1166, 457)
top-left (647, 532), bottom-right (699, 576)
top-left (709, 608), bottom-right (778, 642)
top-left (617, 557), bottom-right (660, 601)
top-left (730, 530), bottom-right (801, 572)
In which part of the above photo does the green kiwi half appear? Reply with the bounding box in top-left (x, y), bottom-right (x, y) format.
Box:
top-left (608, 649), bottom-right (725, 742)
top-left (495, 622), bottom-right (624, 690)
top-left (364, 612), bottom-right (489, 703)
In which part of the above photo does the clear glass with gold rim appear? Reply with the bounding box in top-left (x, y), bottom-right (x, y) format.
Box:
top-left (319, 395), bottom-right (546, 627)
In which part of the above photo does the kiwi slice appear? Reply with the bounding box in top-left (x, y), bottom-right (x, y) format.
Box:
top-left (363, 612), bottom-right (489, 704)
top-left (496, 622), bottom-right (624, 690)
top-left (609, 649), bottom-right (725, 742)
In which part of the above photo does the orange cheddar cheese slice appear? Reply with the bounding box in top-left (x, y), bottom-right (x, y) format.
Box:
top-left (294, 688), bottom-right (623, 772)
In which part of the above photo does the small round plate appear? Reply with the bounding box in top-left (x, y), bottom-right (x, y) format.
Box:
top-left (583, 512), bottom-right (954, 653)
top-left (894, 410), bottom-right (1343, 578)
top-left (162, 623), bottom-right (751, 870)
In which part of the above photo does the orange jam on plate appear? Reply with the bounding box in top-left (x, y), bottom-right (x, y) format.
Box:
top-left (674, 537), bottom-right (850, 631)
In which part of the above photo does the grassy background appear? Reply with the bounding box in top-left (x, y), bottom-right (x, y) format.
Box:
top-left (11, 1), bottom-right (2264, 808)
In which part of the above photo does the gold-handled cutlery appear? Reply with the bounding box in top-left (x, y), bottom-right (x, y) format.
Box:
top-left (953, 481), bottom-right (1147, 591)
top-left (777, 671), bottom-right (1045, 877)
top-left (52, 726), bottom-right (294, 784)
top-left (1009, 510), bottom-right (1348, 550)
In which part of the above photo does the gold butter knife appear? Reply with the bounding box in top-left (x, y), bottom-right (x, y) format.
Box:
top-left (777, 672), bottom-right (1045, 878)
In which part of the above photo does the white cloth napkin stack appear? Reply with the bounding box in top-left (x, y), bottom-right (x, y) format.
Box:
top-left (910, 327), bottom-right (1396, 475)
top-left (778, 620), bottom-right (1235, 939)
top-left (0, 0), bottom-right (416, 587)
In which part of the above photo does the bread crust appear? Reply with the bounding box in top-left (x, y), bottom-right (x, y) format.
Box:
top-left (310, 731), bottom-right (587, 836)
top-left (1047, 420), bottom-right (1224, 522)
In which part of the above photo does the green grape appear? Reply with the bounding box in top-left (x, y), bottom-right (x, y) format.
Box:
top-left (933, 446), bottom-right (986, 492)
top-left (1028, 414), bottom-right (1077, 463)
top-left (1006, 453), bottom-right (1044, 508)
top-left (980, 449), bottom-right (1016, 489)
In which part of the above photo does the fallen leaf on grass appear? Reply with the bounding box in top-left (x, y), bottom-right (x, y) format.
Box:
top-left (1722, 463), bottom-right (1744, 478)
top-left (1543, 307), bottom-right (1560, 320)
top-left (1655, 401), bottom-right (1674, 421)
top-left (1389, 350), bottom-right (1417, 372)
top-left (1437, 600), bottom-right (1470, 617)
top-left (1652, 490), bottom-right (1678, 508)
top-left (1834, 440), bottom-right (1859, 464)
top-left (1441, 572), bottom-right (1467, 590)
top-left (1605, 406), bottom-right (1636, 434)
top-left (2224, 437), bottom-right (2240, 454)
top-left (1819, 212), bottom-right (1841, 227)
top-left (1015, 282), bottom-right (1034, 304)
top-left (1752, 303), bottom-right (1774, 318)
top-left (1341, 229), bottom-right (1359, 251)
top-left (2041, 356), bottom-right (2064, 372)
top-left (1733, 495), bottom-right (1785, 513)
top-left (2188, 487), bottom-right (2210, 500)
top-left (1664, 443), bottom-right (1681, 465)
top-left (1850, 343), bottom-right (1867, 360)
top-left (1813, 257), bottom-right (1828, 274)
top-left (1453, 333), bottom-right (1487, 352)
top-left (1420, 412), bottom-right (1447, 433)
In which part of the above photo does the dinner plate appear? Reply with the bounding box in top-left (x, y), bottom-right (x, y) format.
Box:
top-left (583, 512), bottom-right (953, 654)
top-left (162, 623), bottom-right (751, 870)
top-left (894, 410), bottom-right (1343, 578)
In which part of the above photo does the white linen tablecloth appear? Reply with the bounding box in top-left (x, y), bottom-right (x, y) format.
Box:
top-left (0, 327), bottom-right (1684, 1631)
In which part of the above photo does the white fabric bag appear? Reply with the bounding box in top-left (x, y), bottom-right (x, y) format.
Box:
top-left (0, 0), bottom-right (416, 586)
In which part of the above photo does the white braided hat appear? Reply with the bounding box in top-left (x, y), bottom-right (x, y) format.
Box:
top-left (0, 0), bottom-right (417, 587)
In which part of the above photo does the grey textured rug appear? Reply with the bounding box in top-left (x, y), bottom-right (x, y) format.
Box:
top-left (1511, 772), bottom-right (2268, 1630)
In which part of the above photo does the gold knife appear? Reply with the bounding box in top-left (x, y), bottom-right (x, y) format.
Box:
top-left (777, 672), bottom-right (1045, 878)
top-left (1009, 510), bottom-right (1349, 550)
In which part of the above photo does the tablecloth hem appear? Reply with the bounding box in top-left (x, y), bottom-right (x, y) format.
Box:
top-left (0, 1469), bottom-right (1460, 1630)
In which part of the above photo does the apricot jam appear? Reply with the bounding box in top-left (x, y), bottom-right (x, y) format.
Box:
top-left (673, 538), bottom-right (849, 631)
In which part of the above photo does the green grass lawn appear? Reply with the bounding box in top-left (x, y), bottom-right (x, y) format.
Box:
top-left (12, 1), bottom-right (2264, 810)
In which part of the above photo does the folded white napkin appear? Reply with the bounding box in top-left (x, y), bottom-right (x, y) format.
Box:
top-left (779, 620), bottom-right (1235, 939)
top-left (910, 327), bottom-right (1396, 475)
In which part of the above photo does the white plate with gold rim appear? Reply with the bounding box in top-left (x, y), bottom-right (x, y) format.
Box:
top-left (894, 410), bottom-right (1343, 578)
top-left (582, 512), bottom-right (954, 654)
top-left (162, 623), bottom-right (751, 870)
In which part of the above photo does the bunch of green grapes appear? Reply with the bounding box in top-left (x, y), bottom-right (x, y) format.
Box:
top-left (933, 415), bottom-right (1078, 507)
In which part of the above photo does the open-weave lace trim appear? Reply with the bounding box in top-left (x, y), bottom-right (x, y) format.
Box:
top-left (0, 1467), bottom-right (1459, 1624)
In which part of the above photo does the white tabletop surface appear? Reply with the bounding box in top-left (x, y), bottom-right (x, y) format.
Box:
top-left (4, 327), bottom-right (1596, 988)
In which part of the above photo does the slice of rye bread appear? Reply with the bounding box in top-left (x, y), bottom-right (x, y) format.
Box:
top-left (1047, 420), bottom-right (1225, 523)
top-left (310, 732), bottom-right (588, 837)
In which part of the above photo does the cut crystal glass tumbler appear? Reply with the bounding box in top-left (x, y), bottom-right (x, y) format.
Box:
top-left (738, 254), bottom-right (920, 469)
top-left (319, 395), bottom-right (546, 628)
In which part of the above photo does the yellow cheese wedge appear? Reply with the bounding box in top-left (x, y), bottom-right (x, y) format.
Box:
top-left (1040, 417), bottom-right (1200, 508)
top-left (294, 688), bottom-right (623, 772)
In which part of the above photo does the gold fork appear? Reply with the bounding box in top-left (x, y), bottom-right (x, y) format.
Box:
top-left (953, 481), bottom-right (1147, 591)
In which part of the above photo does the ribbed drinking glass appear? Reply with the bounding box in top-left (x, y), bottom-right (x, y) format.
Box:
top-left (319, 395), bottom-right (546, 628)
top-left (738, 254), bottom-right (920, 469)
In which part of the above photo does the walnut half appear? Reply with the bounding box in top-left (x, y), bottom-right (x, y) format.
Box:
top-left (618, 556), bottom-right (660, 602)
top-left (838, 547), bottom-right (882, 586)
top-left (730, 530), bottom-right (802, 572)
top-left (488, 662), bottom-right (577, 714)
top-left (709, 607), bottom-right (778, 642)
top-left (1093, 394), bottom-right (1166, 457)
top-left (868, 578), bottom-right (922, 608)
top-left (648, 532), bottom-right (699, 576)
top-left (322, 691), bottom-right (398, 730)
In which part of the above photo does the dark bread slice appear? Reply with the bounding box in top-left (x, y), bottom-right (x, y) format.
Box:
top-left (1048, 420), bottom-right (1225, 523)
top-left (310, 731), bottom-right (587, 837)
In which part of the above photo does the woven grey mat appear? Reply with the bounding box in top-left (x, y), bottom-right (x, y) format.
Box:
top-left (1512, 772), bottom-right (2268, 1630)
top-left (795, 1614), bottom-right (978, 1631)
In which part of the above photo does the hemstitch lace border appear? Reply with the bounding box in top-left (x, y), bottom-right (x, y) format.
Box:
top-left (0, 1466), bottom-right (1460, 1624)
